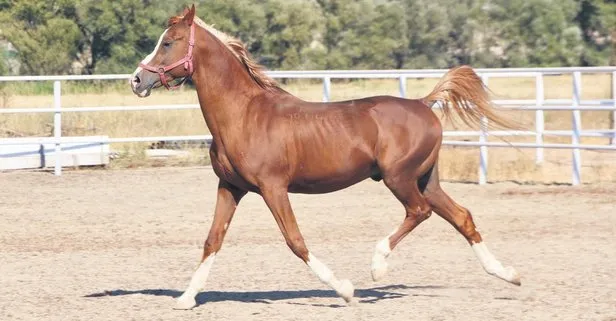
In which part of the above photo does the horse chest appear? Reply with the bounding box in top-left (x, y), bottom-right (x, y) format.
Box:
top-left (210, 145), bottom-right (255, 190)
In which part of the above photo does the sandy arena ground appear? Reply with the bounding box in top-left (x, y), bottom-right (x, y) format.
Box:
top-left (0, 167), bottom-right (615, 321)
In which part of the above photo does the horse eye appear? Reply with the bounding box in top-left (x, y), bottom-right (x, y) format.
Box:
top-left (163, 42), bottom-right (171, 48)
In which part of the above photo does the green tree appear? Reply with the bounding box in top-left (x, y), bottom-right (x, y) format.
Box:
top-left (482, 0), bottom-right (584, 67)
top-left (362, 2), bottom-right (408, 69)
top-left (398, 0), bottom-right (455, 68)
top-left (575, 0), bottom-right (616, 65)
top-left (0, 0), bottom-right (614, 74)
top-left (604, 1), bottom-right (616, 64)
top-left (0, 0), bottom-right (178, 74)
top-left (315, 0), bottom-right (408, 69)
top-left (0, 1), bottom-right (81, 74)
top-left (260, 0), bottom-right (325, 69)
top-left (0, 51), bottom-right (6, 76)
top-left (195, 0), bottom-right (267, 52)
top-left (73, 0), bottom-right (174, 74)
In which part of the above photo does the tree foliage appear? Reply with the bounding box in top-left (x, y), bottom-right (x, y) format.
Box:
top-left (0, 0), bottom-right (171, 74)
top-left (0, 0), bottom-right (614, 75)
top-left (0, 1), bottom-right (80, 74)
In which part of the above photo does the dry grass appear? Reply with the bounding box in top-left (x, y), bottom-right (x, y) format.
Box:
top-left (1, 74), bottom-right (615, 184)
top-left (438, 147), bottom-right (616, 184)
top-left (107, 147), bottom-right (211, 170)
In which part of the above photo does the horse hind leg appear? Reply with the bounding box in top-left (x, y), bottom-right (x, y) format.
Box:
top-left (371, 171), bottom-right (432, 282)
top-left (423, 163), bottom-right (521, 286)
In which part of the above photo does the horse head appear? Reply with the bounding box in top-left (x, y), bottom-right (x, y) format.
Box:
top-left (130, 4), bottom-right (197, 97)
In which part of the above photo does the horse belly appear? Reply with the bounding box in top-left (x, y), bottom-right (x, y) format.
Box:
top-left (288, 172), bottom-right (373, 194)
top-left (287, 151), bottom-right (376, 194)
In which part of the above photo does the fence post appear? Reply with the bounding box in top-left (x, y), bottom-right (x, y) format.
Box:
top-left (478, 74), bottom-right (489, 185)
top-left (322, 77), bottom-right (331, 102)
top-left (53, 80), bottom-right (62, 176)
top-left (535, 73), bottom-right (545, 164)
top-left (611, 71), bottom-right (616, 145)
top-left (398, 76), bottom-right (407, 98)
top-left (572, 72), bottom-right (582, 185)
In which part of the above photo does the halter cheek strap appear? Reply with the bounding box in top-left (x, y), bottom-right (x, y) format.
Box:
top-left (139, 23), bottom-right (196, 90)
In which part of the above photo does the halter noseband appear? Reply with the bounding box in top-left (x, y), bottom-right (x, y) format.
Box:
top-left (139, 22), bottom-right (196, 90)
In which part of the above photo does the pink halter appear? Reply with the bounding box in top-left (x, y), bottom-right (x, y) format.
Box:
top-left (139, 22), bottom-right (196, 90)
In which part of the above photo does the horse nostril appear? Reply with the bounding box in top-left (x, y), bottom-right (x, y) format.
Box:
top-left (133, 76), bottom-right (141, 84)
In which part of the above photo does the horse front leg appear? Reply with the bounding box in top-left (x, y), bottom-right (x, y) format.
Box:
top-left (259, 185), bottom-right (356, 304)
top-left (175, 180), bottom-right (246, 310)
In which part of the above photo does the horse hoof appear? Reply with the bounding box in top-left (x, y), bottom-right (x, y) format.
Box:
top-left (505, 266), bottom-right (521, 286)
top-left (371, 260), bottom-right (388, 282)
top-left (174, 296), bottom-right (197, 310)
top-left (346, 296), bottom-right (359, 306)
top-left (337, 279), bottom-right (355, 303)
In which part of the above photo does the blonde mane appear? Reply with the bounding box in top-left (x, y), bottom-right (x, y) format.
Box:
top-left (185, 16), bottom-right (281, 92)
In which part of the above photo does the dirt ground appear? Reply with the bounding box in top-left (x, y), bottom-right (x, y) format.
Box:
top-left (0, 167), bottom-right (615, 321)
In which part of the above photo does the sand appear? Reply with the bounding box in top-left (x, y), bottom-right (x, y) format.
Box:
top-left (0, 167), bottom-right (614, 321)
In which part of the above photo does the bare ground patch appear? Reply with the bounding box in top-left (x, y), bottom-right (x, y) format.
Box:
top-left (0, 167), bottom-right (614, 321)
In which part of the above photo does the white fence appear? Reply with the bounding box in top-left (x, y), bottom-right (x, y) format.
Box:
top-left (1, 66), bottom-right (616, 185)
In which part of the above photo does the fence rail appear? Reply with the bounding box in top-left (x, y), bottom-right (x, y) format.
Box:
top-left (1, 66), bottom-right (616, 185)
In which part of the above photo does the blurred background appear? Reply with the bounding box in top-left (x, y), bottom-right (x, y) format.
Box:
top-left (0, 0), bottom-right (615, 184)
top-left (1, 0), bottom-right (614, 75)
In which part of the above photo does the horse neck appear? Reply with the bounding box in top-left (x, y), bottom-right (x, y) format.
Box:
top-left (190, 28), bottom-right (265, 142)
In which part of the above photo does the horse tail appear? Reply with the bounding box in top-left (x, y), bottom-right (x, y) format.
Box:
top-left (422, 65), bottom-right (522, 130)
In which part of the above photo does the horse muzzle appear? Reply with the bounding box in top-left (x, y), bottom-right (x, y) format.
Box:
top-left (130, 71), bottom-right (157, 98)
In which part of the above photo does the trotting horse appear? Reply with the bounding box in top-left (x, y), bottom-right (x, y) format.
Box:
top-left (130, 5), bottom-right (521, 310)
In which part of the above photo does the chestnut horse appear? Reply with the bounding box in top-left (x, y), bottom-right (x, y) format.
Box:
top-left (130, 5), bottom-right (521, 310)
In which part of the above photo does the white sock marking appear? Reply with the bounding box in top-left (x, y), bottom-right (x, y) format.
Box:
top-left (375, 235), bottom-right (392, 258)
top-left (307, 252), bottom-right (354, 302)
top-left (472, 242), bottom-right (502, 273)
top-left (472, 242), bottom-right (520, 285)
top-left (371, 230), bottom-right (395, 281)
top-left (307, 252), bottom-right (335, 284)
top-left (175, 253), bottom-right (216, 309)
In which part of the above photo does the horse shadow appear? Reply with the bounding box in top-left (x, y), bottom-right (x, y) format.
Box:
top-left (84, 284), bottom-right (447, 308)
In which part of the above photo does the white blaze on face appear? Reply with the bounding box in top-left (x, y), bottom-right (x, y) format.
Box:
top-left (130, 28), bottom-right (169, 93)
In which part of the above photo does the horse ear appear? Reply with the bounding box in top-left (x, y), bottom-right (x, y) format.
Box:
top-left (182, 6), bottom-right (190, 16)
top-left (183, 4), bottom-right (196, 25)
